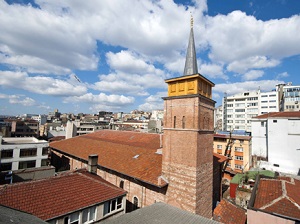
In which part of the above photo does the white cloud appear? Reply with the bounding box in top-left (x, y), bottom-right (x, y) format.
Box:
top-left (0, 71), bottom-right (87, 96)
top-left (0, 93), bottom-right (36, 106)
top-left (226, 56), bottom-right (280, 74)
top-left (138, 92), bottom-right (166, 111)
top-left (199, 63), bottom-right (227, 80)
top-left (276, 72), bottom-right (289, 79)
top-left (242, 70), bottom-right (264, 81)
top-left (63, 93), bottom-right (135, 105)
top-left (205, 11), bottom-right (300, 70)
top-left (214, 79), bottom-right (283, 96)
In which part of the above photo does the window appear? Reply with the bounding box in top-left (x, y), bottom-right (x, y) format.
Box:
top-left (104, 197), bottom-right (123, 216)
top-left (261, 101), bottom-right (268, 103)
top-left (248, 97), bottom-right (258, 101)
top-left (119, 180), bottom-right (124, 189)
top-left (273, 120), bottom-right (277, 123)
top-left (235, 98), bottom-right (245, 101)
top-left (133, 196), bottom-right (139, 210)
top-left (235, 147), bottom-right (243, 152)
top-left (239, 140), bottom-right (244, 144)
top-left (261, 95), bottom-right (268, 97)
top-left (235, 164), bottom-right (244, 170)
top-left (261, 106), bottom-right (268, 108)
top-left (227, 104), bottom-right (233, 107)
top-left (173, 116), bottom-right (176, 128)
top-left (1, 149), bottom-right (13, 158)
top-left (18, 160), bottom-right (36, 169)
top-left (235, 156), bottom-right (243, 161)
top-left (236, 114), bottom-right (245, 118)
top-left (20, 148), bottom-right (37, 157)
top-left (235, 109), bottom-right (245, 112)
top-left (217, 145), bottom-right (222, 149)
top-left (82, 206), bottom-right (96, 224)
top-left (235, 103), bottom-right (245, 107)
top-left (247, 103), bottom-right (257, 107)
top-left (0, 162), bottom-right (12, 171)
top-left (64, 212), bottom-right (79, 224)
top-left (261, 122), bottom-right (265, 127)
top-left (182, 116), bottom-right (186, 129)
top-left (42, 147), bottom-right (48, 155)
top-left (41, 159), bottom-right (48, 166)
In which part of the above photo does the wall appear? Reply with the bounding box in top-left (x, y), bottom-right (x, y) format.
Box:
top-left (51, 150), bottom-right (166, 211)
top-left (247, 209), bottom-right (295, 224)
top-left (1, 138), bottom-right (49, 171)
top-left (267, 118), bottom-right (300, 174)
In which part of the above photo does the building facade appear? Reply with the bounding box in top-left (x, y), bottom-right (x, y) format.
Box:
top-left (213, 133), bottom-right (251, 174)
top-left (0, 136), bottom-right (49, 171)
top-left (251, 111), bottom-right (300, 175)
top-left (282, 84), bottom-right (300, 111)
top-left (223, 90), bottom-right (279, 132)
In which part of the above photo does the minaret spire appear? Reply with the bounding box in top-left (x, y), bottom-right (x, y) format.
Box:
top-left (183, 14), bottom-right (198, 76)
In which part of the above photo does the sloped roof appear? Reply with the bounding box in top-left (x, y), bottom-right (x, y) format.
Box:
top-left (254, 111), bottom-right (300, 119)
top-left (213, 152), bottom-right (228, 163)
top-left (253, 177), bottom-right (300, 220)
top-left (0, 169), bottom-right (126, 221)
top-left (0, 205), bottom-right (47, 224)
top-left (213, 199), bottom-right (246, 224)
top-left (50, 130), bottom-right (222, 187)
top-left (103, 202), bottom-right (219, 224)
top-left (214, 134), bottom-right (251, 141)
top-left (50, 130), bottom-right (164, 187)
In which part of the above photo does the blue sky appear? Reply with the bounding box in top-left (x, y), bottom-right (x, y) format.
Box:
top-left (0, 0), bottom-right (300, 116)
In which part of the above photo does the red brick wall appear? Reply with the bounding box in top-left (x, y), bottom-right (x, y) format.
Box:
top-left (162, 95), bottom-right (215, 218)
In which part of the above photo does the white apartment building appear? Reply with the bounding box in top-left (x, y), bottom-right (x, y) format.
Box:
top-left (223, 90), bottom-right (279, 132)
top-left (283, 85), bottom-right (300, 111)
top-left (251, 111), bottom-right (300, 175)
top-left (0, 136), bottom-right (49, 171)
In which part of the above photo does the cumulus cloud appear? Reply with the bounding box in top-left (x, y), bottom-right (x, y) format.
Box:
top-left (214, 80), bottom-right (283, 96)
top-left (0, 71), bottom-right (87, 96)
top-left (63, 93), bottom-right (135, 105)
top-left (242, 70), bottom-right (264, 81)
top-left (138, 92), bottom-right (166, 111)
top-left (199, 63), bottom-right (227, 80)
top-left (205, 11), bottom-right (300, 71)
top-left (0, 94), bottom-right (35, 106)
top-left (276, 71), bottom-right (289, 79)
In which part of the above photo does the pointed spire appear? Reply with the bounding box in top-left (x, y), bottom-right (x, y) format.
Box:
top-left (183, 15), bottom-right (198, 76)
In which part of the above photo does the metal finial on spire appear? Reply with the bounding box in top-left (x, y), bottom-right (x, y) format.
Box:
top-left (183, 15), bottom-right (198, 76)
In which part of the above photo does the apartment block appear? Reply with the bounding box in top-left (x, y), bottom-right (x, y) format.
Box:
top-left (282, 85), bottom-right (300, 111)
top-left (0, 136), bottom-right (49, 171)
top-left (223, 90), bottom-right (279, 132)
top-left (213, 133), bottom-right (251, 174)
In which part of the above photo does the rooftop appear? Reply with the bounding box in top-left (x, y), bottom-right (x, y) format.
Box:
top-left (231, 170), bottom-right (276, 185)
top-left (252, 177), bottom-right (300, 220)
top-left (255, 111), bottom-right (300, 119)
top-left (1, 137), bottom-right (47, 144)
top-left (103, 202), bottom-right (219, 224)
top-left (0, 169), bottom-right (126, 221)
top-left (50, 130), bottom-right (225, 188)
top-left (213, 199), bottom-right (247, 224)
top-left (50, 130), bottom-right (164, 187)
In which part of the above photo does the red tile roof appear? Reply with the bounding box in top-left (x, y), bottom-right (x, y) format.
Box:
top-left (254, 111), bottom-right (300, 119)
top-left (213, 152), bottom-right (228, 163)
top-left (50, 130), bottom-right (220, 188)
top-left (0, 169), bottom-right (126, 221)
top-left (253, 177), bottom-right (300, 220)
top-left (50, 130), bottom-right (164, 187)
top-left (213, 199), bottom-right (246, 224)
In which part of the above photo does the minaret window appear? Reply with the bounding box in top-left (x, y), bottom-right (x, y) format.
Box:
top-left (173, 116), bottom-right (176, 128)
top-left (182, 116), bottom-right (186, 129)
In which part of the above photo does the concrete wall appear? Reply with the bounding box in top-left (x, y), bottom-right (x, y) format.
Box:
top-left (247, 209), bottom-right (296, 224)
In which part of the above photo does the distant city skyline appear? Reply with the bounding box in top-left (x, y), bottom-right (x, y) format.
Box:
top-left (1, 0), bottom-right (300, 115)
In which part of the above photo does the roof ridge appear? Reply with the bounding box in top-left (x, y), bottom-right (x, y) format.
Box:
top-left (259, 179), bottom-right (285, 210)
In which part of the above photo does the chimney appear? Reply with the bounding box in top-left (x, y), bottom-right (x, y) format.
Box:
top-left (88, 154), bottom-right (98, 174)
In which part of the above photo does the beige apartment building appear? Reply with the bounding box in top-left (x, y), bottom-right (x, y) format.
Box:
top-left (213, 134), bottom-right (251, 176)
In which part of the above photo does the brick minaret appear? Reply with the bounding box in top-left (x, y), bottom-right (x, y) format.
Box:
top-left (162, 17), bottom-right (215, 218)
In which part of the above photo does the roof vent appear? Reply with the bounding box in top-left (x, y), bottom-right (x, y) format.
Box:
top-left (133, 154), bottom-right (139, 159)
